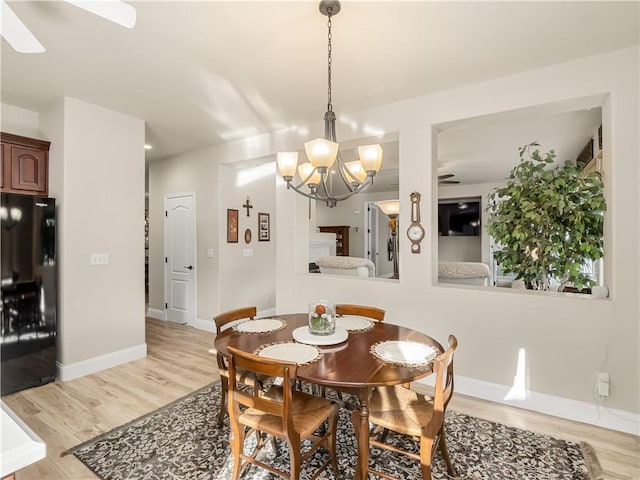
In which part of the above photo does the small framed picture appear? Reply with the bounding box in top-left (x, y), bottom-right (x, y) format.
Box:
top-left (227, 209), bottom-right (239, 243)
top-left (258, 212), bottom-right (270, 242)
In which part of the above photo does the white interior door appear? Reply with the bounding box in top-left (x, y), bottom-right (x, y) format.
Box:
top-left (364, 202), bottom-right (380, 274)
top-left (164, 193), bottom-right (196, 325)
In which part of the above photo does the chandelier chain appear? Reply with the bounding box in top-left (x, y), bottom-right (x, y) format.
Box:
top-left (276, 1), bottom-right (382, 208)
top-left (327, 8), bottom-right (333, 112)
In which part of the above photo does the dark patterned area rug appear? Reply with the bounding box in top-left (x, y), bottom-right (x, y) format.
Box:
top-left (67, 382), bottom-right (602, 480)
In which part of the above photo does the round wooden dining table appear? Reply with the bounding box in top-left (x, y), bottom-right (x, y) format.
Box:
top-left (214, 313), bottom-right (444, 479)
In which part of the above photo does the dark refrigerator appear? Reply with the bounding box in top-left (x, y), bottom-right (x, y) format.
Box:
top-left (1, 193), bottom-right (57, 395)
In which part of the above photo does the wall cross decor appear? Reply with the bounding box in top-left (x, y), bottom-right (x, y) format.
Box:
top-left (242, 196), bottom-right (253, 216)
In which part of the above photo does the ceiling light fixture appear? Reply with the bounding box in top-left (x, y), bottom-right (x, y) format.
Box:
top-left (276, 0), bottom-right (383, 208)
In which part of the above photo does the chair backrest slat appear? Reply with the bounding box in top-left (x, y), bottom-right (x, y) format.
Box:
top-left (228, 346), bottom-right (297, 421)
top-left (335, 304), bottom-right (386, 321)
top-left (214, 306), bottom-right (257, 334)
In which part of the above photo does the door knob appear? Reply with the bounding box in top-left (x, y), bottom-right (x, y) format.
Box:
top-left (184, 265), bottom-right (193, 270)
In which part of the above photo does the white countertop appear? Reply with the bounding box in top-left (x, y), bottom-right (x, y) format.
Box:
top-left (1, 401), bottom-right (46, 477)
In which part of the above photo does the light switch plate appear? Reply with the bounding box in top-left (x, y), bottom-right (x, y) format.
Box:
top-left (90, 253), bottom-right (109, 265)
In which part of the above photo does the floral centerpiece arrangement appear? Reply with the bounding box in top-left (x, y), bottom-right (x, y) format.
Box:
top-left (308, 300), bottom-right (335, 336)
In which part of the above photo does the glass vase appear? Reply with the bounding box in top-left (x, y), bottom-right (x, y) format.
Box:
top-left (308, 301), bottom-right (335, 336)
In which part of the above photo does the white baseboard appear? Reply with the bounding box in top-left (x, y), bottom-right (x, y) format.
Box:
top-left (146, 308), bottom-right (166, 320)
top-left (192, 308), bottom-right (277, 333)
top-left (57, 343), bottom-right (147, 382)
top-left (194, 317), bottom-right (215, 332)
top-left (416, 374), bottom-right (639, 435)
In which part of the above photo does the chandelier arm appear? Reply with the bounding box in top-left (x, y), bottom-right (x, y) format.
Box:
top-left (327, 178), bottom-right (374, 202)
top-left (335, 155), bottom-right (362, 191)
top-left (284, 176), bottom-right (373, 204)
top-left (285, 182), bottom-right (326, 202)
top-left (319, 171), bottom-right (334, 199)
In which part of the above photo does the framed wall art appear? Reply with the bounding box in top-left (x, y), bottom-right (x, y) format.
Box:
top-left (227, 209), bottom-right (239, 243)
top-left (258, 212), bottom-right (270, 242)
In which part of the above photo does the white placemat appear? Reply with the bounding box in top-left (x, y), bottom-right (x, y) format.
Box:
top-left (233, 318), bottom-right (285, 334)
top-left (371, 341), bottom-right (438, 366)
top-left (256, 342), bottom-right (320, 365)
top-left (292, 326), bottom-right (349, 346)
top-left (335, 316), bottom-right (374, 332)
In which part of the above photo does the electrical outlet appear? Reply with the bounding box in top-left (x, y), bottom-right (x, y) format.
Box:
top-left (596, 372), bottom-right (610, 397)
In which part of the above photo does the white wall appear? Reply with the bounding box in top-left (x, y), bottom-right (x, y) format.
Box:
top-left (218, 162), bottom-right (277, 312)
top-left (148, 147), bottom-right (220, 322)
top-left (148, 151), bottom-right (277, 321)
top-left (271, 48), bottom-right (640, 427)
top-left (438, 237), bottom-right (481, 262)
top-left (1, 104), bottom-right (40, 138)
top-left (40, 97), bottom-right (146, 373)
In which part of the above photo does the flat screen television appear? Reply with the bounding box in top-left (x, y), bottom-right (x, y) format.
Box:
top-left (438, 200), bottom-right (481, 236)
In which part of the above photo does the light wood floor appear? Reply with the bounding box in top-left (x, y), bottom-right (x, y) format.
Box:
top-left (4, 318), bottom-right (639, 480)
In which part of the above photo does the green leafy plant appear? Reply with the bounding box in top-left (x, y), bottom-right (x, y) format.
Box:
top-left (486, 142), bottom-right (606, 291)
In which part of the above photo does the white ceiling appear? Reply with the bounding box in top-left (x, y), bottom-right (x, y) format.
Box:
top-left (436, 98), bottom-right (604, 187)
top-left (1, 1), bottom-right (638, 184)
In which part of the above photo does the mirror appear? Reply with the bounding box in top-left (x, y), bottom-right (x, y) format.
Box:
top-left (310, 137), bottom-right (399, 279)
top-left (435, 96), bottom-right (605, 291)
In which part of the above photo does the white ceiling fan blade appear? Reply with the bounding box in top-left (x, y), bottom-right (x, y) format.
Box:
top-left (0, 0), bottom-right (45, 53)
top-left (64, 0), bottom-right (136, 29)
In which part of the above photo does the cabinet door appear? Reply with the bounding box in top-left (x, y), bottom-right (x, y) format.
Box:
top-left (9, 145), bottom-right (47, 195)
top-left (318, 226), bottom-right (350, 256)
top-left (0, 143), bottom-right (5, 189)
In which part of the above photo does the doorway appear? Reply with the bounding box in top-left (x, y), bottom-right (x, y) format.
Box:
top-left (164, 192), bottom-right (196, 326)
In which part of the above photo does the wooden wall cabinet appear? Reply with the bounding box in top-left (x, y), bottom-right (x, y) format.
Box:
top-left (318, 225), bottom-right (350, 256)
top-left (1, 132), bottom-right (50, 196)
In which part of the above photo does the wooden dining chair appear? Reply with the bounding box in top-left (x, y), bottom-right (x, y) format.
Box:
top-left (363, 335), bottom-right (458, 480)
top-left (324, 303), bottom-right (386, 400)
top-left (335, 303), bottom-right (386, 321)
top-left (213, 306), bottom-right (257, 426)
top-left (227, 346), bottom-right (340, 480)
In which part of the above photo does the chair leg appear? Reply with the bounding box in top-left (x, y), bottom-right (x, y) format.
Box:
top-left (218, 377), bottom-right (228, 426)
top-left (288, 435), bottom-right (302, 480)
top-left (328, 411), bottom-right (339, 475)
top-left (439, 431), bottom-right (457, 477)
top-left (230, 425), bottom-right (245, 480)
top-left (419, 437), bottom-right (435, 480)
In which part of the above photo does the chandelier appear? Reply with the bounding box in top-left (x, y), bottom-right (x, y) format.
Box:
top-left (276, 0), bottom-right (383, 208)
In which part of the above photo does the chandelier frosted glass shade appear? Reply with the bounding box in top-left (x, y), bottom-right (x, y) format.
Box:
top-left (358, 144), bottom-right (383, 173)
top-left (375, 199), bottom-right (400, 217)
top-left (277, 152), bottom-right (299, 180)
top-left (304, 138), bottom-right (339, 171)
top-left (345, 161), bottom-right (367, 183)
top-left (298, 163), bottom-right (322, 186)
